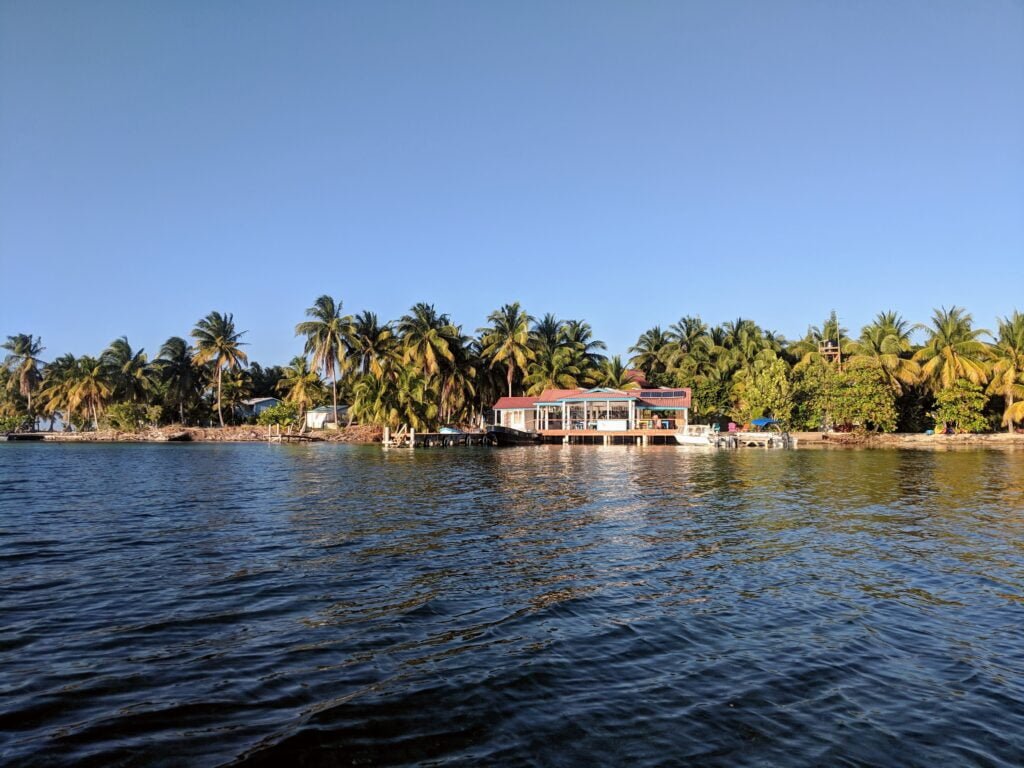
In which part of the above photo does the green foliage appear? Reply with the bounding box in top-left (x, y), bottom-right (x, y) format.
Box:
top-left (731, 355), bottom-right (793, 426)
top-left (691, 379), bottom-right (731, 422)
top-left (0, 414), bottom-right (25, 432)
top-left (896, 389), bottom-right (934, 433)
top-left (192, 311), bottom-right (248, 427)
top-left (256, 402), bottom-right (299, 426)
top-left (829, 363), bottom-right (898, 432)
top-left (2, 333), bottom-right (44, 417)
top-left (792, 361), bottom-right (898, 432)
top-left (13, 303), bottom-right (1024, 436)
top-left (933, 379), bottom-right (989, 433)
top-left (101, 402), bottom-right (149, 431)
top-left (478, 302), bottom-right (534, 397)
top-left (791, 361), bottom-right (832, 431)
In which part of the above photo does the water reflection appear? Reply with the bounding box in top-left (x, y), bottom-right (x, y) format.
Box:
top-left (1, 443), bottom-right (1023, 766)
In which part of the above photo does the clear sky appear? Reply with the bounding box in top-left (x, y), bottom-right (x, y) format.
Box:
top-left (2, 0), bottom-right (1022, 364)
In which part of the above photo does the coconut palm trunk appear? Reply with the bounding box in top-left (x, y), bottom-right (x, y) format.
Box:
top-left (216, 368), bottom-right (224, 427)
top-left (331, 365), bottom-right (338, 429)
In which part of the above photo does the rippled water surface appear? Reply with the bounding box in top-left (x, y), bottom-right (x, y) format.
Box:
top-left (2, 443), bottom-right (1024, 766)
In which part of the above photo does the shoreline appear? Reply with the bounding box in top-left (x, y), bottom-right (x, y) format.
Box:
top-left (23, 425), bottom-right (385, 444)
top-left (794, 431), bottom-right (1024, 448)
top-left (10, 427), bottom-right (1024, 448)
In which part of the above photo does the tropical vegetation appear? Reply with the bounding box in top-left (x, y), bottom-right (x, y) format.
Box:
top-left (3, 304), bottom-right (1023, 435)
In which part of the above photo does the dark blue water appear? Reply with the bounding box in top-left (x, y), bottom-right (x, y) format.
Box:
top-left (2, 443), bottom-right (1023, 766)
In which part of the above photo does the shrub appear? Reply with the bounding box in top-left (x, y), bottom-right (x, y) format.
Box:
top-left (101, 402), bottom-right (148, 431)
top-left (0, 414), bottom-right (24, 432)
top-left (932, 379), bottom-right (988, 433)
top-left (257, 402), bottom-right (299, 427)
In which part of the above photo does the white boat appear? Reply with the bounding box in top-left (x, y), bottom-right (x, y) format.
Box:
top-left (674, 424), bottom-right (716, 446)
top-left (729, 431), bottom-right (797, 448)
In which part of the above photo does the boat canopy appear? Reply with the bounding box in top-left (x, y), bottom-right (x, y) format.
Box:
top-left (751, 417), bottom-right (778, 427)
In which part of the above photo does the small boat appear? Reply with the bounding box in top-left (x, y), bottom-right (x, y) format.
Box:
top-left (486, 425), bottom-right (541, 446)
top-left (439, 426), bottom-right (464, 435)
top-left (674, 424), bottom-right (716, 446)
top-left (1, 433), bottom-right (45, 442)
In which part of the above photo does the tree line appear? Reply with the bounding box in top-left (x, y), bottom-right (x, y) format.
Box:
top-left (2, 301), bottom-right (1022, 434)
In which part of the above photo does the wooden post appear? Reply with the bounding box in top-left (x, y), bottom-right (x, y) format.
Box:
top-left (409, 427), bottom-right (415, 448)
top-left (383, 426), bottom-right (390, 447)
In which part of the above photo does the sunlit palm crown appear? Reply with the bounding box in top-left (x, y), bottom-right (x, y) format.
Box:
top-left (191, 311), bottom-right (248, 370)
top-left (398, 302), bottom-right (459, 376)
top-left (986, 311), bottom-right (1024, 427)
top-left (101, 336), bottom-right (152, 403)
top-left (845, 311), bottom-right (920, 394)
top-left (913, 306), bottom-right (990, 392)
top-left (478, 302), bottom-right (534, 396)
top-left (2, 333), bottom-right (45, 407)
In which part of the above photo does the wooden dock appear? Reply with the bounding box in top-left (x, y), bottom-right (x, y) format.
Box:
top-left (383, 426), bottom-right (492, 448)
top-left (713, 432), bottom-right (795, 448)
top-left (267, 425), bottom-right (322, 443)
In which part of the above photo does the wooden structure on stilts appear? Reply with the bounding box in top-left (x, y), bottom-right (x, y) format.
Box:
top-left (267, 424), bottom-right (322, 443)
top-left (383, 426), bottom-right (492, 448)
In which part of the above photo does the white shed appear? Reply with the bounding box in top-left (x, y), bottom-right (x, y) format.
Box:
top-left (305, 405), bottom-right (349, 430)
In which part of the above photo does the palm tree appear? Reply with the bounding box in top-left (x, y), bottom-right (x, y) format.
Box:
top-left (397, 303), bottom-right (458, 376)
top-left (218, 369), bottom-right (253, 423)
top-left (478, 302), bottom-right (535, 397)
top-left (156, 337), bottom-right (204, 424)
top-left (439, 339), bottom-right (477, 425)
top-left (720, 318), bottom-right (772, 372)
top-left (667, 315), bottom-right (709, 351)
top-left (562, 319), bottom-right (607, 371)
top-left (596, 355), bottom-right (641, 390)
top-left (66, 356), bottom-right (112, 429)
top-left (913, 306), bottom-right (990, 392)
top-left (847, 311), bottom-right (920, 394)
top-left (2, 333), bottom-right (44, 420)
top-left (396, 364), bottom-right (439, 430)
top-left (295, 295), bottom-right (353, 425)
top-left (629, 326), bottom-right (671, 380)
top-left (470, 338), bottom-right (506, 423)
top-left (248, 362), bottom-right (286, 397)
top-left (986, 311), bottom-right (1024, 431)
top-left (524, 347), bottom-right (581, 395)
top-left (531, 313), bottom-right (564, 357)
top-left (350, 372), bottom-right (398, 428)
top-left (39, 353), bottom-right (77, 430)
top-left (351, 311), bottom-right (396, 377)
top-left (277, 356), bottom-right (326, 421)
top-left (191, 311), bottom-right (248, 427)
top-left (101, 336), bottom-right (152, 403)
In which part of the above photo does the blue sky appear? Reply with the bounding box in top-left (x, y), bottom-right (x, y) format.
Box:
top-left (1, 0), bottom-right (1022, 364)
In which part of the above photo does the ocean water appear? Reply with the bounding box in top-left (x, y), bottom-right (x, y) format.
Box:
top-left (1, 442), bottom-right (1023, 766)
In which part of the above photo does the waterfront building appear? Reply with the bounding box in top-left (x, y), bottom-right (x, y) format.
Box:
top-left (305, 404), bottom-right (349, 430)
top-left (492, 387), bottom-right (691, 442)
top-left (236, 397), bottom-right (282, 419)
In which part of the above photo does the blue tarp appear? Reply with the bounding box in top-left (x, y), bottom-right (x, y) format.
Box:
top-left (751, 417), bottom-right (778, 427)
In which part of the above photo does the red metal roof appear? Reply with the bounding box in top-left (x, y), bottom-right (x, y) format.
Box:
top-left (492, 396), bottom-right (539, 410)
top-left (537, 388), bottom-right (585, 402)
top-left (494, 387), bottom-right (691, 409)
